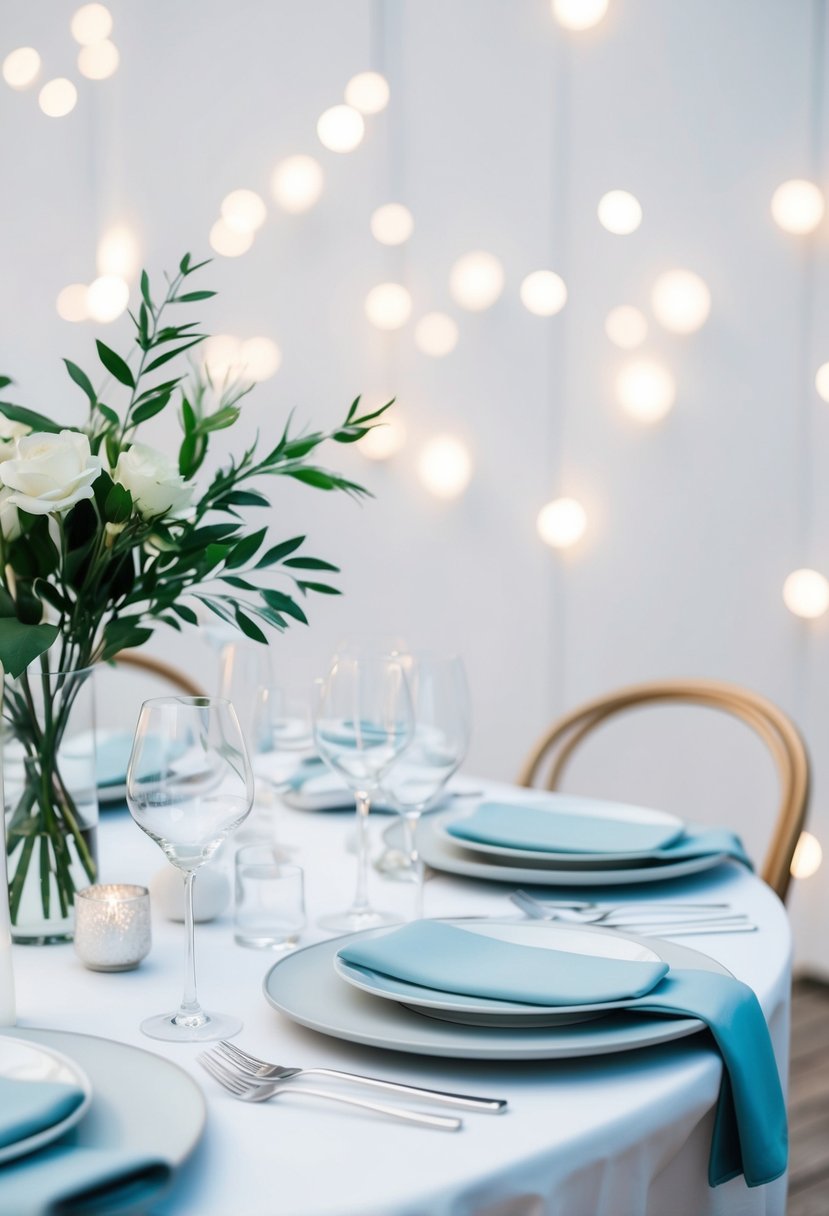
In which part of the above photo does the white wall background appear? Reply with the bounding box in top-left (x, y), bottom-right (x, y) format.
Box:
top-left (1, 0), bottom-right (828, 968)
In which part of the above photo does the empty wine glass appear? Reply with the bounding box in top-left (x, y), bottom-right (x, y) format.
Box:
top-left (380, 655), bottom-right (471, 918)
top-left (126, 696), bottom-right (254, 1041)
top-left (250, 680), bottom-right (317, 851)
top-left (312, 656), bottom-right (413, 932)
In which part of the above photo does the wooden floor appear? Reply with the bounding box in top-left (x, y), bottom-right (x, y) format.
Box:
top-left (789, 978), bottom-right (829, 1214)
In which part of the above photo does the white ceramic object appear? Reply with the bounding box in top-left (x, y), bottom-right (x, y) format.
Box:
top-left (149, 864), bottom-right (231, 923)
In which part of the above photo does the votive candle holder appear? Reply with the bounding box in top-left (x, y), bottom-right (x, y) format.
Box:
top-left (74, 884), bottom-right (152, 972)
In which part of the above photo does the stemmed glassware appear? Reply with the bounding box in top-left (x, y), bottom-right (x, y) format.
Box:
top-left (312, 655), bottom-right (413, 932)
top-left (249, 679), bottom-right (317, 852)
top-left (126, 696), bottom-right (254, 1041)
top-left (380, 655), bottom-right (471, 918)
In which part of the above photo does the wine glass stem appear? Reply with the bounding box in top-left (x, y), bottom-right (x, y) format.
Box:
top-left (352, 792), bottom-right (372, 914)
top-left (175, 871), bottom-right (206, 1028)
top-left (406, 813), bottom-right (425, 919)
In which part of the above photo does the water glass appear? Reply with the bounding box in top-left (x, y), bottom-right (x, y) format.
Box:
top-left (234, 848), bottom-right (305, 949)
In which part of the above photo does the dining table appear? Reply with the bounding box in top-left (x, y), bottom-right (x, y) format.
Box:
top-left (7, 779), bottom-right (792, 1216)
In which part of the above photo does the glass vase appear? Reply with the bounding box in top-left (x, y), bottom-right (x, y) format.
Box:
top-left (3, 664), bottom-right (99, 944)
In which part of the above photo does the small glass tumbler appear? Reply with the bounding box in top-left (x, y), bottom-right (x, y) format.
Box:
top-left (234, 849), bottom-right (305, 950)
top-left (74, 884), bottom-right (152, 972)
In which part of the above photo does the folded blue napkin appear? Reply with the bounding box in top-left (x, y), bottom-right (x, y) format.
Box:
top-left (0, 1077), bottom-right (85, 1150)
top-left (448, 804), bottom-right (751, 867)
top-left (0, 1145), bottom-right (171, 1215)
top-left (316, 719), bottom-right (407, 749)
top-left (337, 920), bottom-right (669, 1005)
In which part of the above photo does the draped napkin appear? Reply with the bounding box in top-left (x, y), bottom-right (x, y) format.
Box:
top-left (337, 921), bottom-right (787, 1188)
top-left (0, 1145), bottom-right (171, 1216)
top-left (0, 1077), bottom-right (85, 1149)
top-left (447, 802), bottom-right (751, 867)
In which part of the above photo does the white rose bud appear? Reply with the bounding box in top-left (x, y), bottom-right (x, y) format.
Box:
top-left (0, 430), bottom-right (102, 516)
top-left (0, 488), bottom-right (21, 541)
top-left (0, 415), bottom-right (31, 464)
top-left (114, 442), bottom-right (194, 520)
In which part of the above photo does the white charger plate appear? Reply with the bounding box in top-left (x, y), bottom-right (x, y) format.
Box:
top-left (263, 926), bottom-right (730, 1060)
top-left (439, 797), bottom-right (684, 867)
top-left (0, 1027), bottom-right (206, 1211)
top-left (334, 919), bottom-right (664, 1029)
top-left (417, 810), bottom-right (730, 887)
top-left (0, 1036), bottom-right (93, 1164)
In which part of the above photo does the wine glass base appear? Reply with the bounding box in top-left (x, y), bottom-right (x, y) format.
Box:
top-left (317, 907), bottom-right (401, 933)
top-left (373, 848), bottom-right (417, 882)
top-left (140, 1010), bottom-right (243, 1043)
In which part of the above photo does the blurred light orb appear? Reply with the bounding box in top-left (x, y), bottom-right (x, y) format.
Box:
top-left (78, 39), bottom-right (119, 79)
top-left (791, 830), bottom-right (823, 879)
top-left (416, 435), bottom-right (472, 500)
top-left (344, 70), bottom-right (389, 115)
top-left (597, 190), bottom-right (642, 235)
top-left (520, 270), bottom-right (567, 317)
top-left (270, 155), bottom-right (324, 213)
top-left (815, 362), bottom-right (829, 402)
top-left (86, 274), bottom-right (129, 323)
top-left (209, 219), bottom-right (254, 257)
top-left (651, 269), bottom-right (711, 334)
top-left (771, 179), bottom-right (825, 235)
top-left (38, 78), bottom-right (77, 118)
top-left (364, 283), bottom-right (412, 330)
top-left (616, 358), bottom-right (676, 423)
top-left (56, 283), bottom-right (90, 323)
top-left (202, 334), bottom-right (242, 383)
top-left (317, 105), bottom-right (364, 153)
top-left (414, 312), bottom-right (459, 357)
top-left (70, 3), bottom-right (113, 45)
top-left (370, 203), bottom-right (414, 246)
top-left (449, 251), bottom-right (505, 312)
top-left (605, 305), bottom-right (648, 349)
top-left (220, 189), bottom-right (267, 234)
top-left (96, 224), bottom-right (139, 278)
top-left (536, 497), bottom-right (587, 549)
top-left (3, 47), bottom-right (41, 90)
top-left (783, 568), bottom-right (829, 619)
top-left (552, 0), bottom-right (610, 30)
top-left (239, 337), bottom-right (282, 382)
top-left (359, 415), bottom-right (406, 460)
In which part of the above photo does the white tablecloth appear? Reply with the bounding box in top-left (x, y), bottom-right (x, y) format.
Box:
top-left (10, 786), bottom-right (791, 1216)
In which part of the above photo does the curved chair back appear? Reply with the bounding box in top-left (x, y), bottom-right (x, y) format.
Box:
top-left (517, 679), bottom-right (809, 902)
top-left (112, 652), bottom-right (205, 697)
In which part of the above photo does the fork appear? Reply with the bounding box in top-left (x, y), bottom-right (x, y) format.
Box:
top-left (198, 1053), bottom-right (462, 1131)
top-left (510, 891), bottom-right (756, 935)
top-left (510, 890), bottom-right (744, 926)
top-left (214, 1041), bottom-right (507, 1113)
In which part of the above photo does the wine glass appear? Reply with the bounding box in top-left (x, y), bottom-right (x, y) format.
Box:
top-left (126, 696), bottom-right (254, 1041)
top-left (312, 656), bottom-right (413, 932)
top-left (218, 640), bottom-right (274, 744)
top-left (250, 680), bottom-right (317, 852)
top-left (380, 655), bottom-right (471, 918)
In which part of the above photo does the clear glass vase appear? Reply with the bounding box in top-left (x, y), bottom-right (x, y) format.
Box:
top-left (3, 664), bottom-right (99, 944)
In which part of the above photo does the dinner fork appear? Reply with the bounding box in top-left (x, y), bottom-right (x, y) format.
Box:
top-left (510, 891), bottom-right (756, 935)
top-left (510, 890), bottom-right (743, 926)
top-left (214, 1041), bottom-right (507, 1113)
top-left (198, 1053), bottom-right (462, 1131)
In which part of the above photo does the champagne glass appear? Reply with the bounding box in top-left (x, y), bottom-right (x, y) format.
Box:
top-left (126, 696), bottom-right (254, 1041)
top-left (381, 655), bottom-right (471, 918)
top-left (312, 656), bottom-right (413, 932)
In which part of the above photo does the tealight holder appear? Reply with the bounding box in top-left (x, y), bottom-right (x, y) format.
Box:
top-left (74, 884), bottom-right (152, 972)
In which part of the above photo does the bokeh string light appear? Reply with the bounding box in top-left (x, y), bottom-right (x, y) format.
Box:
top-left (536, 498), bottom-right (587, 549)
top-left (270, 156), bottom-right (324, 214)
top-left (449, 252), bottom-right (505, 311)
top-left (605, 306), bottom-right (648, 349)
top-left (317, 104), bottom-right (365, 153)
top-left (414, 312), bottom-right (459, 357)
top-left (651, 269), bottom-right (711, 334)
top-left (416, 435), bottom-right (473, 499)
top-left (2, 48), bottom-right (41, 90)
top-left (783, 568), bottom-right (829, 619)
top-left (38, 79), bottom-right (77, 118)
top-left (616, 359), bottom-right (676, 423)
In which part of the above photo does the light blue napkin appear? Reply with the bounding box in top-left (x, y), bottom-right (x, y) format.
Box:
top-left (448, 804), bottom-right (751, 867)
top-left (316, 719), bottom-right (407, 749)
top-left (0, 1145), bottom-right (171, 1215)
top-left (448, 801), bottom-right (684, 854)
top-left (0, 1077), bottom-right (85, 1150)
top-left (337, 920), bottom-right (669, 1006)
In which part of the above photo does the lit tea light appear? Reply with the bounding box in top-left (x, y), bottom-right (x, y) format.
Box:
top-left (74, 883), bottom-right (151, 972)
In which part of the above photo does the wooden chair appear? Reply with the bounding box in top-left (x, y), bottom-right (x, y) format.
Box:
top-left (517, 679), bottom-right (809, 902)
top-left (111, 652), bottom-right (205, 697)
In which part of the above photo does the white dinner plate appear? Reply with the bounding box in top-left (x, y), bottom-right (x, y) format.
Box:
top-left (263, 925), bottom-right (731, 1060)
top-left (438, 797), bottom-right (684, 867)
top-left (334, 920), bottom-right (664, 1028)
top-left (0, 1036), bottom-right (93, 1165)
top-left (416, 810), bottom-right (730, 887)
top-left (0, 1027), bottom-right (206, 1212)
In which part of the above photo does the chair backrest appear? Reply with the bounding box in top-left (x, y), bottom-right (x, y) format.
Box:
top-left (111, 652), bottom-right (205, 697)
top-left (517, 678), bottom-right (809, 902)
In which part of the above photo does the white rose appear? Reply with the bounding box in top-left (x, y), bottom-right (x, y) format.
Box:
top-left (0, 488), bottom-right (21, 541)
top-left (0, 430), bottom-right (102, 516)
top-left (114, 442), bottom-right (194, 520)
top-left (0, 416), bottom-right (31, 465)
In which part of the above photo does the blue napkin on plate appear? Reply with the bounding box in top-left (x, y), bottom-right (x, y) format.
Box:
top-left (0, 1077), bottom-right (85, 1150)
top-left (448, 804), bottom-right (751, 867)
top-left (337, 920), bottom-right (669, 1006)
top-left (0, 1145), bottom-right (171, 1216)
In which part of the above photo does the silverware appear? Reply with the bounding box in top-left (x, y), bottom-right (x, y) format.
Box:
top-left (510, 891), bottom-right (755, 935)
top-left (626, 921), bottom-right (757, 937)
top-left (215, 1040), bottom-right (507, 1114)
top-left (198, 1053), bottom-right (462, 1131)
top-left (514, 897), bottom-right (731, 912)
top-left (510, 890), bottom-right (738, 925)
